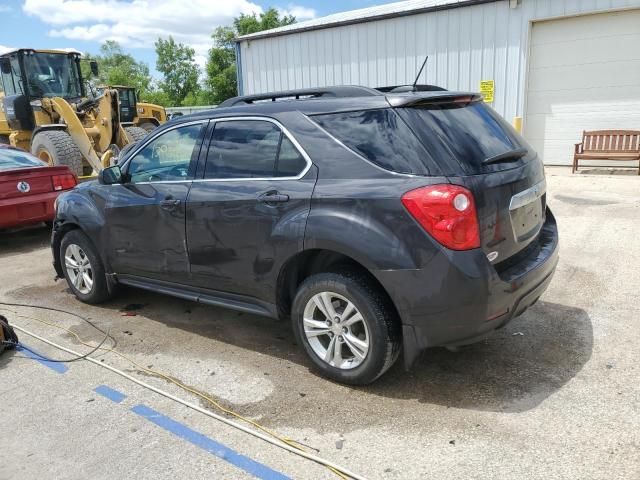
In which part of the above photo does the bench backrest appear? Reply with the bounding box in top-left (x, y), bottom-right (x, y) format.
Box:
top-left (582, 130), bottom-right (640, 153)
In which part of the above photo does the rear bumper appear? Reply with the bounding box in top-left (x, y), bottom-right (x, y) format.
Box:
top-left (374, 209), bottom-right (559, 368)
top-left (0, 191), bottom-right (59, 229)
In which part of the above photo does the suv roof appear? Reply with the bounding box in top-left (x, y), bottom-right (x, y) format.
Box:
top-left (172, 86), bottom-right (481, 123)
top-left (218, 85), bottom-right (382, 106)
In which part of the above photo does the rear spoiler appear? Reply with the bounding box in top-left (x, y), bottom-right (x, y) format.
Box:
top-left (375, 84), bottom-right (447, 93)
top-left (386, 93), bottom-right (483, 108)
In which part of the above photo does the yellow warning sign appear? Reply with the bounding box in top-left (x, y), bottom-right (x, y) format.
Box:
top-left (480, 80), bottom-right (495, 103)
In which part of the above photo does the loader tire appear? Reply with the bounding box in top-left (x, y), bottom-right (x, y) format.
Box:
top-left (31, 130), bottom-right (83, 176)
top-left (0, 135), bottom-right (9, 145)
top-left (124, 126), bottom-right (148, 143)
top-left (138, 121), bottom-right (157, 133)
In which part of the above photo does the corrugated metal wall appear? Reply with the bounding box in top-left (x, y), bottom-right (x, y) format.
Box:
top-left (238, 0), bottom-right (640, 123)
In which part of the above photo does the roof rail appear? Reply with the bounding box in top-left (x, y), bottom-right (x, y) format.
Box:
top-left (219, 86), bottom-right (382, 107)
top-left (375, 84), bottom-right (447, 93)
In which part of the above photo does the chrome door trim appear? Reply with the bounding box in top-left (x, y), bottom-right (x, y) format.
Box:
top-left (194, 116), bottom-right (313, 182)
top-left (119, 116), bottom-right (313, 184)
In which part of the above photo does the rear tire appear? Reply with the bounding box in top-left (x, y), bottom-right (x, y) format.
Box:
top-left (124, 126), bottom-right (148, 143)
top-left (31, 130), bottom-right (83, 176)
top-left (292, 271), bottom-right (401, 385)
top-left (138, 122), bottom-right (157, 133)
top-left (60, 229), bottom-right (112, 304)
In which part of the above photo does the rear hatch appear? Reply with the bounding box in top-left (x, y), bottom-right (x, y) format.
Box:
top-left (395, 95), bottom-right (546, 263)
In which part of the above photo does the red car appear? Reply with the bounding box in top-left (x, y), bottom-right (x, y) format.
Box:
top-left (0, 145), bottom-right (77, 230)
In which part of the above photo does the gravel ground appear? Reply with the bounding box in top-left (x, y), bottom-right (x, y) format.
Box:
top-left (0, 167), bottom-right (638, 480)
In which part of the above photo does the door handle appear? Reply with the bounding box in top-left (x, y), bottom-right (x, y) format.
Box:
top-left (258, 192), bottom-right (290, 204)
top-left (160, 197), bottom-right (181, 211)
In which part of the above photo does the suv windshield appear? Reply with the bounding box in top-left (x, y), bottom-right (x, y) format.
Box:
top-left (397, 100), bottom-right (534, 175)
top-left (23, 52), bottom-right (82, 99)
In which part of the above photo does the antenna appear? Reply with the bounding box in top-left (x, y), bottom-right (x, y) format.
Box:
top-left (412, 56), bottom-right (429, 91)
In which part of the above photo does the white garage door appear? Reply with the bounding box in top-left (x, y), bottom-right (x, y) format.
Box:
top-left (525, 9), bottom-right (640, 165)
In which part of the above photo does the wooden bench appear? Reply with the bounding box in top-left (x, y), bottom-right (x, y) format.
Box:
top-left (573, 130), bottom-right (640, 174)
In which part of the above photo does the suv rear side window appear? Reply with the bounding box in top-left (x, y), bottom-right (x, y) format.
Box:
top-left (397, 101), bottom-right (533, 175)
top-left (312, 109), bottom-right (434, 175)
top-left (204, 120), bottom-right (307, 179)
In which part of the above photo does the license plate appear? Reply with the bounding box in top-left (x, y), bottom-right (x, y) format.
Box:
top-left (509, 180), bottom-right (546, 243)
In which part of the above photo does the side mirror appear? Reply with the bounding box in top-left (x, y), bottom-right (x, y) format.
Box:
top-left (99, 165), bottom-right (123, 185)
top-left (89, 60), bottom-right (99, 77)
top-left (0, 58), bottom-right (11, 75)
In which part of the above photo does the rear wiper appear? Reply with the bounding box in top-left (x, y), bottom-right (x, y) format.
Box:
top-left (482, 147), bottom-right (528, 165)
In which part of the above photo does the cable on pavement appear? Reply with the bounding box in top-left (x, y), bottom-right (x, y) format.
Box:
top-left (2, 304), bottom-right (365, 480)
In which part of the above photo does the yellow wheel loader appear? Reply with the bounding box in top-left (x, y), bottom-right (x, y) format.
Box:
top-left (0, 48), bottom-right (147, 176)
top-left (96, 85), bottom-right (167, 133)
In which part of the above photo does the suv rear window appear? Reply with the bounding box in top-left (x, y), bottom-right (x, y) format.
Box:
top-left (397, 101), bottom-right (533, 175)
top-left (312, 109), bottom-right (435, 175)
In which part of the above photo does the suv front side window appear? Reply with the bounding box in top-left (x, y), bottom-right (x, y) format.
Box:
top-left (126, 123), bottom-right (203, 183)
top-left (204, 119), bottom-right (307, 179)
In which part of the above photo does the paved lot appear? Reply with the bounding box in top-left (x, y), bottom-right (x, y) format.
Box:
top-left (1, 168), bottom-right (639, 480)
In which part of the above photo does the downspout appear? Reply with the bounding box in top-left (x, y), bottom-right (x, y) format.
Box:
top-left (234, 41), bottom-right (244, 96)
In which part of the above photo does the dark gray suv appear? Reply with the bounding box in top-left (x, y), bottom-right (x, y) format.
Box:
top-left (52, 86), bottom-right (559, 384)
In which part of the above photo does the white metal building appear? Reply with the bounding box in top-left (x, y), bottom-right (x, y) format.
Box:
top-left (235, 0), bottom-right (640, 165)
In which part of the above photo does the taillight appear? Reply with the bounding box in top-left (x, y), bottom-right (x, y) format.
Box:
top-left (51, 173), bottom-right (77, 191)
top-left (402, 184), bottom-right (480, 251)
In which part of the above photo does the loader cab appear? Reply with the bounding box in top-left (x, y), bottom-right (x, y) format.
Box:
top-left (0, 49), bottom-right (85, 101)
top-left (94, 86), bottom-right (137, 123)
top-left (0, 49), bottom-right (85, 132)
top-left (114, 86), bottom-right (137, 123)
top-left (106, 85), bottom-right (166, 132)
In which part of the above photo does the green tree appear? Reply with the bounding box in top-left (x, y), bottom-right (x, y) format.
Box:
top-left (206, 7), bottom-right (295, 104)
top-left (181, 89), bottom-right (212, 107)
top-left (234, 7), bottom-right (295, 35)
top-left (83, 41), bottom-right (152, 98)
top-left (139, 84), bottom-right (171, 107)
top-left (206, 26), bottom-right (238, 104)
top-left (154, 37), bottom-right (200, 106)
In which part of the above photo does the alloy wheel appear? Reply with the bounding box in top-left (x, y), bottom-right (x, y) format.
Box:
top-left (302, 292), bottom-right (370, 369)
top-left (64, 244), bottom-right (93, 295)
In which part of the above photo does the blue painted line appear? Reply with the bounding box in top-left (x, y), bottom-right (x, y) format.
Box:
top-left (94, 385), bottom-right (127, 403)
top-left (17, 345), bottom-right (68, 374)
top-left (131, 404), bottom-right (290, 480)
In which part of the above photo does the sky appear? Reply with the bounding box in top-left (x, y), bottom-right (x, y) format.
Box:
top-left (0, 0), bottom-right (386, 77)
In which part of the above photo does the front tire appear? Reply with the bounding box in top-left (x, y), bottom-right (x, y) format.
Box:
top-left (292, 271), bottom-right (401, 385)
top-left (31, 130), bottom-right (83, 176)
top-left (60, 229), bottom-right (112, 304)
